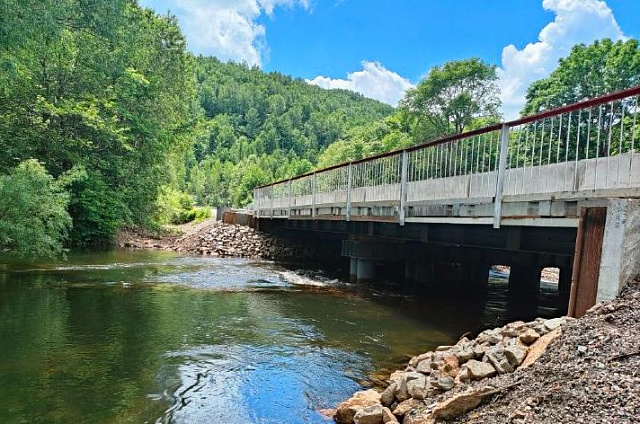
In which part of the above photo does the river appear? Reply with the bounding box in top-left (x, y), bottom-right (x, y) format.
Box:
top-left (0, 250), bottom-right (560, 424)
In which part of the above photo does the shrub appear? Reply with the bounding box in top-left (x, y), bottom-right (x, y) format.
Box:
top-left (193, 207), bottom-right (212, 222)
top-left (68, 172), bottom-right (125, 246)
top-left (155, 186), bottom-right (196, 225)
top-left (0, 160), bottom-right (72, 258)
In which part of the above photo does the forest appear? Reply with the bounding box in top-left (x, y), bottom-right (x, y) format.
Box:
top-left (1, 1), bottom-right (640, 257)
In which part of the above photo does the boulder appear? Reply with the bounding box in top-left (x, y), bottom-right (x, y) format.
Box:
top-left (473, 342), bottom-right (489, 359)
top-left (392, 398), bottom-right (423, 417)
top-left (462, 360), bottom-right (497, 380)
top-left (455, 346), bottom-right (474, 363)
top-left (483, 346), bottom-right (513, 374)
top-left (543, 317), bottom-right (565, 332)
top-left (439, 355), bottom-right (460, 378)
top-left (353, 405), bottom-right (383, 424)
top-left (406, 374), bottom-right (428, 400)
top-left (477, 329), bottom-right (502, 345)
top-left (520, 328), bottom-right (562, 369)
top-left (409, 352), bottom-right (433, 368)
top-left (429, 387), bottom-right (494, 421)
top-left (381, 407), bottom-right (399, 423)
top-left (415, 360), bottom-right (432, 375)
top-left (518, 328), bottom-right (540, 345)
top-left (455, 337), bottom-right (470, 346)
top-left (432, 376), bottom-right (455, 391)
top-left (504, 344), bottom-right (528, 367)
top-left (335, 389), bottom-right (382, 424)
top-left (380, 382), bottom-right (397, 406)
top-left (389, 370), bottom-right (405, 383)
top-left (396, 373), bottom-right (422, 402)
top-left (456, 366), bottom-right (471, 383)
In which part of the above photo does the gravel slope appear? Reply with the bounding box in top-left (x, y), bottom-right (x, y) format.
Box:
top-left (445, 278), bottom-right (640, 424)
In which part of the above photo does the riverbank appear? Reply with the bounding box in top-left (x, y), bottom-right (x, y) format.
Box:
top-left (117, 220), bottom-right (304, 261)
top-left (334, 278), bottom-right (640, 424)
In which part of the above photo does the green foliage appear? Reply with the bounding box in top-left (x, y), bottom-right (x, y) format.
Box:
top-left (402, 58), bottom-right (501, 136)
top-left (318, 59), bottom-right (502, 168)
top-left (155, 186), bottom-right (193, 225)
top-left (318, 112), bottom-right (415, 167)
top-left (68, 172), bottom-right (124, 246)
top-left (0, 160), bottom-right (72, 258)
top-left (192, 207), bottom-right (212, 222)
top-left (521, 38), bottom-right (640, 163)
top-left (183, 57), bottom-right (393, 206)
top-left (0, 0), bottom-right (197, 245)
top-left (522, 39), bottom-right (640, 114)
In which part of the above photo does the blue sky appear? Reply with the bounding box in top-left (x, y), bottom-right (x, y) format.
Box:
top-left (139, 0), bottom-right (640, 117)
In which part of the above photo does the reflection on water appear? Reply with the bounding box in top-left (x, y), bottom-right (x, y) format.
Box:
top-left (0, 250), bottom-right (560, 424)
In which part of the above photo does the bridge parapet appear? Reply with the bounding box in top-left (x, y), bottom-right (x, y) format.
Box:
top-left (255, 86), bottom-right (640, 228)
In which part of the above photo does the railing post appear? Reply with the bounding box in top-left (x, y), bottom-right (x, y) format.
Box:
top-left (399, 150), bottom-right (408, 226)
top-left (254, 188), bottom-right (259, 219)
top-left (287, 179), bottom-right (292, 219)
top-left (312, 172), bottom-right (317, 219)
top-left (270, 186), bottom-right (274, 219)
top-left (493, 124), bottom-right (510, 228)
top-left (346, 163), bottom-right (353, 221)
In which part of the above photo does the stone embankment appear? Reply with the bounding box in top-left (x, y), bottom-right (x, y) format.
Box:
top-left (334, 317), bottom-right (568, 424)
top-left (334, 278), bottom-right (640, 423)
top-left (119, 220), bottom-right (302, 261)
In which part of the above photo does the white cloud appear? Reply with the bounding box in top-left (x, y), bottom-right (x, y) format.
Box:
top-left (306, 61), bottom-right (414, 106)
top-left (499, 0), bottom-right (625, 119)
top-left (143, 0), bottom-right (309, 67)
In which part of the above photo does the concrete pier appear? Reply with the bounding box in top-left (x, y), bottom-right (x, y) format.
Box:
top-left (356, 259), bottom-right (376, 283)
top-left (508, 265), bottom-right (541, 298)
top-left (349, 258), bottom-right (358, 283)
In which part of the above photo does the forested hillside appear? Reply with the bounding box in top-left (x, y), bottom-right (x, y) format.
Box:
top-left (181, 57), bottom-right (393, 206)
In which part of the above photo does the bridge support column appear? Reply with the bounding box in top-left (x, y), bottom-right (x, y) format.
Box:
top-left (508, 265), bottom-right (541, 298)
top-left (557, 265), bottom-right (573, 313)
top-left (356, 259), bottom-right (376, 283)
top-left (414, 261), bottom-right (436, 285)
top-left (506, 265), bottom-right (542, 320)
top-left (404, 261), bottom-right (415, 283)
top-left (349, 258), bottom-right (359, 283)
top-left (466, 261), bottom-right (490, 294)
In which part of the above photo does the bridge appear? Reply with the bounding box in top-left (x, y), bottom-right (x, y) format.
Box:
top-left (253, 86), bottom-right (640, 318)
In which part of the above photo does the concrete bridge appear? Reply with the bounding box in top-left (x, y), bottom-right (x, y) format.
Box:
top-left (253, 86), bottom-right (640, 318)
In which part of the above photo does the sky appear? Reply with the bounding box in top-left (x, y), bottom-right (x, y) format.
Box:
top-left (139, 0), bottom-right (640, 119)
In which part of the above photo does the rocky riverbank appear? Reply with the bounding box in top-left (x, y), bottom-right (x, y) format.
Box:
top-left (118, 220), bottom-right (304, 261)
top-left (333, 278), bottom-right (640, 424)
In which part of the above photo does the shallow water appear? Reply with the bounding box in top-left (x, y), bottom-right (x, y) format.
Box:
top-left (0, 250), bottom-right (560, 424)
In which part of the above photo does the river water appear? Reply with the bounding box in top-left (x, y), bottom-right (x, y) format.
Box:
top-left (0, 250), bottom-right (560, 424)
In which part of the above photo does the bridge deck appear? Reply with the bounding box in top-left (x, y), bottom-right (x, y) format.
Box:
top-left (254, 87), bottom-right (640, 228)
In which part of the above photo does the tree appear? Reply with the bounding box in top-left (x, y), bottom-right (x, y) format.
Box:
top-left (0, 0), bottom-right (198, 244)
top-left (521, 39), bottom-right (640, 161)
top-left (522, 39), bottom-right (640, 114)
top-left (0, 160), bottom-right (73, 258)
top-left (401, 58), bottom-right (500, 136)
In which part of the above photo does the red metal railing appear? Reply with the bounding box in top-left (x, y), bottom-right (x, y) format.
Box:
top-left (254, 85), bottom-right (640, 227)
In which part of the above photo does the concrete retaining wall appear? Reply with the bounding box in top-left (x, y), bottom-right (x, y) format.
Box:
top-left (597, 199), bottom-right (640, 302)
